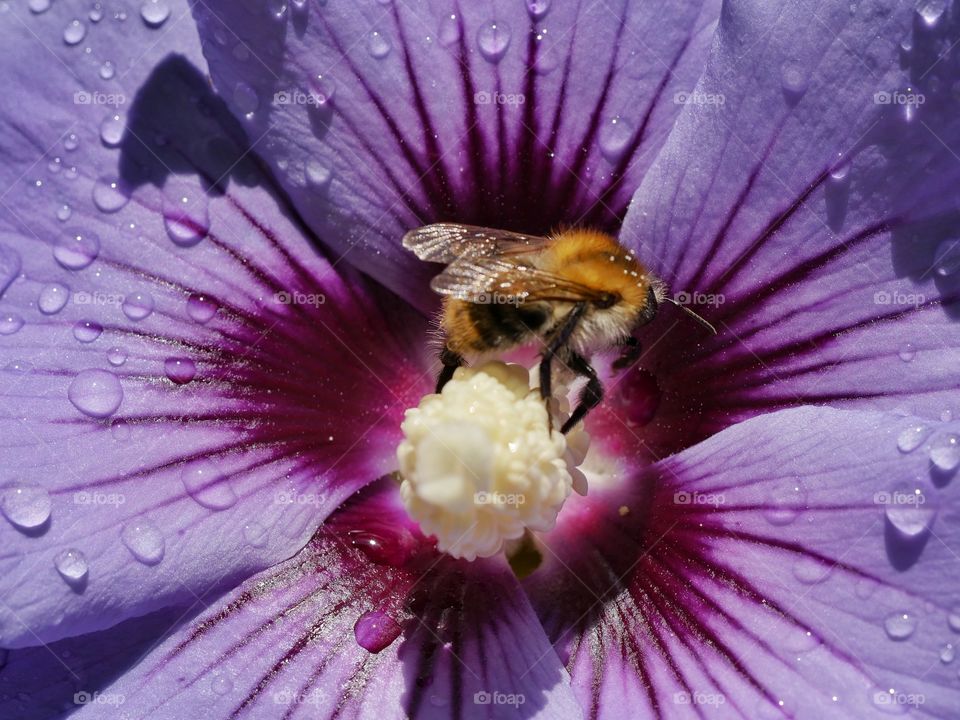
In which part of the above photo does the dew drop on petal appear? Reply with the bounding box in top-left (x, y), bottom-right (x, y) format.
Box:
top-left (476, 21), bottom-right (511, 63)
top-left (54, 548), bottom-right (89, 586)
top-left (140, 0), bottom-right (169, 27)
top-left (1, 483), bottom-right (51, 531)
top-left (367, 31), bottom-right (391, 59)
top-left (72, 320), bottom-right (102, 343)
top-left (64, 133), bottom-right (79, 151)
top-left (762, 480), bottom-right (807, 526)
top-left (941, 643), bottom-right (956, 663)
top-left (305, 160), bottom-right (332, 191)
top-left (210, 673), bottom-right (233, 695)
top-left (92, 176), bottom-right (129, 213)
top-left (122, 291), bottom-right (154, 321)
top-left (534, 43), bottom-right (560, 75)
top-left (63, 19), bottom-right (87, 45)
top-left (897, 424), bottom-right (929, 452)
top-left (186, 293), bottom-right (218, 324)
top-left (54, 229), bottom-right (100, 270)
top-left (792, 556), bottom-right (832, 585)
top-left (353, 610), bottom-right (402, 653)
top-left (948, 605), bottom-right (960, 632)
top-left (897, 342), bottom-right (915, 361)
top-left (233, 82), bottom-right (259, 116)
top-left (884, 485), bottom-right (937, 540)
top-left (164, 356), bottom-right (196, 385)
top-left (121, 519), bottom-right (165, 564)
top-left (69, 369), bottom-right (123, 418)
top-left (526, 0), bottom-right (550, 19)
top-left (439, 14), bottom-right (460, 46)
top-left (930, 432), bottom-right (960, 471)
top-left (884, 612), bottom-right (917, 640)
top-left (107, 346), bottom-right (128, 366)
top-left (110, 418), bottom-right (131, 441)
top-left (162, 188), bottom-right (209, 247)
top-left (0, 314), bottom-right (24, 335)
top-left (100, 113), bottom-right (126, 148)
top-left (28, 0), bottom-right (51, 14)
top-left (933, 239), bottom-right (960, 277)
top-left (243, 521), bottom-right (268, 547)
top-left (267, 0), bottom-right (287, 19)
top-left (56, 204), bottom-right (72, 221)
top-left (780, 60), bottom-right (808, 102)
top-left (348, 527), bottom-right (416, 566)
top-left (598, 116), bottom-right (633, 161)
top-left (38, 283), bottom-right (70, 315)
top-left (99, 60), bottom-right (115, 80)
top-left (181, 461), bottom-right (237, 511)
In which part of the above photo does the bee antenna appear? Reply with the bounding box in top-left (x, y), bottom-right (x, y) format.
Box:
top-left (663, 297), bottom-right (718, 335)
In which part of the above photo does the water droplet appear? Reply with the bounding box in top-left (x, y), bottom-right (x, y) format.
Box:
top-left (792, 556), bottom-right (833, 584)
top-left (100, 113), bottom-right (126, 148)
top-left (780, 61), bottom-right (808, 102)
top-left (64, 133), bottom-right (79, 151)
top-left (186, 293), bottom-right (217, 323)
top-left (92, 175), bottom-right (129, 213)
top-left (870, 687), bottom-right (909, 715)
top-left (233, 82), bottom-right (259, 115)
top-left (243, 521), bottom-right (268, 547)
top-left (267, 0), bottom-right (287, 19)
top-left (122, 291), bottom-right (154, 321)
top-left (884, 484), bottom-right (937, 539)
top-left (305, 160), bottom-right (332, 190)
top-left (476, 21), bottom-right (511, 63)
top-left (1, 483), bottom-right (51, 530)
top-left (72, 321), bottom-right (102, 343)
top-left (110, 418), bottom-right (131, 441)
top-left (162, 187), bottom-right (209, 247)
top-left (762, 480), bottom-right (807, 526)
top-left (941, 643), bottom-right (956, 663)
top-left (69, 369), bottom-right (123, 418)
top-left (534, 43), bottom-right (560, 75)
top-left (347, 527), bottom-right (416, 566)
top-left (948, 605), bottom-right (960, 632)
top-left (930, 432), bottom-right (960, 471)
top-left (140, 0), bottom-right (169, 27)
top-left (439, 14), bottom-right (460, 46)
top-left (56, 204), bottom-right (72, 221)
top-left (121, 519), bottom-right (164, 564)
top-left (89, 3), bottom-right (103, 22)
top-left (598, 116), bottom-right (633, 161)
top-left (353, 610), bottom-right (402, 653)
top-left (63, 19), bottom-right (87, 45)
top-left (54, 548), bottom-right (89, 586)
top-left (897, 424), bottom-right (929, 452)
top-left (367, 31), bottom-right (391, 59)
top-left (164, 356), bottom-right (196, 384)
top-left (54, 229), bottom-right (100, 269)
top-left (526, 0), bottom-right (550, 19)
top-left (917, 0), bottom-right (946, 27)
top-left (0, 314), bottom-right (23, 335)
top-left (28, 0), bottom-right (50, 14)
top-left (884, 612), bottom-right (917, 640)
top-left (38, 283), bottom-right (70, 315)
top-left (897, 342), bottom-right (915, 362)
top-left (210, 673), bottom-right (233, 695)
top-left (308, 74), bottom-right (336, 108)
top-left (181, 461), bottom-right (237, 511)
top-left (933, 239), bottom-right (960, 277)
top-left (99, 60), bottom-right (116, 80)
top-left (107, 346), bottom-right (128, 366)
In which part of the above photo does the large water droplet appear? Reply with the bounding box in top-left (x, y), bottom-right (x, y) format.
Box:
top-left (54, 548), bottom-right (89, 586)
top-left (897, 424), bottom-right (929, 453)
top-left (348, 527), bottom-right (416, 566)
top-left (367, 31), bottom-right (391, 59)
top-left (0, 314), bottom-right (24, 335)
top-left (162, 187), bottom-right (209, 247)
top-left (884, 612), bottom-right (917, 640)
top-left (38, 283), bottom-right (70, 314)
top-left (930, 432), bottom-right (960, 471)
top-left (69, 368), bottom-right (123, 418)
top-left (63, 19), bottom-right (87, 45)
top-left (186, 293), bottom-right (218, 323)
top-left (883, 484), bottom-right (937, 539)
top-left (353, 610), bottom-right (402, 653)
top-left (28, 0), bottom-right (50, 12)
top-left (121, 519), bottom-right (165, 564)
top-left (933, 239), bottom-right (960, 277)
top-left (122, 291), bottom-right (154, 321)
top-left (54, 229), bottom-right (100, 270)
top-left (1, 483), bottom-right (52, 530)
top-left (72, 320), bottom-right (102, 343)
top-left (92, 176), bottom-right (129, 213)
top-left (439, 14), bottom-right (460, 47)
top-left (476, 21), bottom-right (511, 63)
top-left (140, 0), bottom-right (169, 27)
top-left (100, 113), bottom-right (126, 148)
top-left (598, 116), bottom-right (633, 161)
top-left (526, 0), bottom-right (550, 19)
top-left (181, 461), bottom-right (237, 510)
top-left (308, 74), bottom-right (336, 109)
top-left (164, 356), bottom-right (196, 384)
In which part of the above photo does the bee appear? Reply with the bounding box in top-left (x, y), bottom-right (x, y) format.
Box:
top-left (403, 224), bottom-right (716, 434)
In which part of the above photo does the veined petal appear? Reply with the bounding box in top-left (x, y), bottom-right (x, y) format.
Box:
top-left (616, 0), bottom-right (960, 452)
top-left (527, 407), bottom-right (960, 719)
top-left (0, 1), bottom-right (429, 648)
top-left (192, 0), bottom-right (720, 307)
top-left (72, 481), bottom-right (582, 720)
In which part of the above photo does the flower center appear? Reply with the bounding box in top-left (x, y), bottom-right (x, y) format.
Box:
top-left (396, 362), bottom-right (588, 560)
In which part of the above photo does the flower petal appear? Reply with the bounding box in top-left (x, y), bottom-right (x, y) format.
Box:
top-left (526, 406), bottom-right (960, 718)
top-left (192, 0), bottom-right (720, 306)
top-left (72, 481), bottom-right (582, 720)
top-left (617, 0), bottom-right (960, 449)
top-left (0, 1), bottom-right (429, 648)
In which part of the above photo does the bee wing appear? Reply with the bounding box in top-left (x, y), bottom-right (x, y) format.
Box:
top-left (430, 257), bottom-right (611, 304)
top-left (402, 223), bottom-right (549, 263)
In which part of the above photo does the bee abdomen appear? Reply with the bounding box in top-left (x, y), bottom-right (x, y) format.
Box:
top-left (466, 302), bottom-right (548, 352)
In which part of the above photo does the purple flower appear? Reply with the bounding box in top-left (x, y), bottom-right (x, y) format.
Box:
top-left (1, 0), bottom-right (959, 718)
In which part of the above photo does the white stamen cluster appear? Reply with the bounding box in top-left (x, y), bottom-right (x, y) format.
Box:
top-left (397, 362), bottom-right (588, 560)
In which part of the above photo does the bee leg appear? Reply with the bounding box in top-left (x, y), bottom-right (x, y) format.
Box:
top-left (612, 336), bottom-right (641, 370)
top-left (561, 353), bottom-right (603, 434)
top-left (539, 303), bottom-right (589, 430)
top-left (436, 347), bottom-right (464, 393)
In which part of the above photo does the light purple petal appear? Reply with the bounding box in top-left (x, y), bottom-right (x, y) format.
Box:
top-left (0, 1), bottom-right (429, 648)
top-left (616, 0), bottom-right (960, 450)
top-left (527, 407), bottom-right (960, 718)
top-left (192, 0), bottom-right (720, 307)
top-left (73, 481), bottom-right (582, 720)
